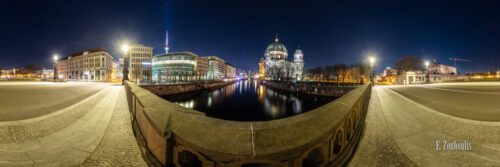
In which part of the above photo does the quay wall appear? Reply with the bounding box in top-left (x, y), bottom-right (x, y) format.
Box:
top-left (263, 80), bottom-right (362, 96)
top-left (140, 81), bottom-right (235, 96)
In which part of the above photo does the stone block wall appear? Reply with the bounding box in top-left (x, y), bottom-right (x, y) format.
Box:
top-left (140, 81), bottom-right (235, 96)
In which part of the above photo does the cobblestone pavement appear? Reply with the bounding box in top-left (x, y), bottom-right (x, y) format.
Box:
top-left (349, 85), bottom-right (500, 166)
top-left (348, 87), bottom-right (416, 167)
top-left (81, 86), bottom-right (147, 167)
top-left (0, 82), bottom-right (109, 121)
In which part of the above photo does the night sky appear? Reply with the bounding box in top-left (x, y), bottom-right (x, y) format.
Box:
top-left (1, 0), bottom-right (500, 74)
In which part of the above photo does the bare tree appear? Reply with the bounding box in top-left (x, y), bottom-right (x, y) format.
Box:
top-left (332, 64), bottom-right (346, 84)
top-left (322, 66), bottom-right (331, 81)
top-left (351, 62), bottom-right (369, 83)
top-left (396, 56), bottom-right (422, 74)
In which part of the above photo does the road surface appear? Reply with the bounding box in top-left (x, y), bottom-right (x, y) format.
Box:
top-left (0, 82), bottom-right (109, 121)
top-left (349, 82), bottom-right (500, 166)
top-left (0, 81), bottom-right (146, 166)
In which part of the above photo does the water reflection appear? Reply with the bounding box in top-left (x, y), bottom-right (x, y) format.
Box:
top-left (162, 80), bottom-right (337, 121)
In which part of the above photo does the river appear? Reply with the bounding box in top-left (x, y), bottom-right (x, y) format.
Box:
top-left (162, 79), bottom-right (338, 121)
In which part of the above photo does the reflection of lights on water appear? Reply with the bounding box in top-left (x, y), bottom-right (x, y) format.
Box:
top-left (258, 85), bottom-right (265, 101)
top-left (264, 98), bottom-right (270, 111)
top-left (244, 80), bottom-right (248, 91)
top-left (314, 97), bottom-right (318, 102)
top-left (239, 81), bottom-right (242, 94)
top-left (293, 99), bottom-right (302, 114)
top-left (281, 94), bottom-right (287, 102)
top-left (177, 100), bottom-right (195, 109)
top-left (208, 97), bottom-right (212, 107)
top-left (269, 105), bottom-right (279, 117)
top-left (254, 81), bottom-right (258, 92)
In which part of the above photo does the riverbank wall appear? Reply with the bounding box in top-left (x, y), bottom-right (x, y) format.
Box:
top-left (140, 81), bottom-right (236, 96)
top-left (262, 80), bottom-right (362, 96)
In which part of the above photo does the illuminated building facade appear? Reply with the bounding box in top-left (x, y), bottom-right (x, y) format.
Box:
top-left (152, 52), bottom-right (208, 82)
top-left (258, 35), bottom-right (304, 80)
top-left (207, 56), bottom-right (226, 79)
top-left (427, 63), bottom-right (457, 75)
top-left (128, 44), bottom-right (153, 82)
top-left (225, 63), bottom-right (236, 79)
top-left (57, 47), bottom-right (114, 80)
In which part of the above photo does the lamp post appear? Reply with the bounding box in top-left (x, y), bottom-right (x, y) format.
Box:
top-left (53, 55), bottom-right (58, 81)
top-left (122, 45), bottom-right (129, 85)
top-left (425, 61), bottom-right (430, 83)
top-left (369, 56), bottom-right (375, 84)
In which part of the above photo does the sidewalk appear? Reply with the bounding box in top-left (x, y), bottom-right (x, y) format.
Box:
top-left (348, 86), bottom-right (500, 166)
top-left (0, 85), bottom-right (146, 166)
top-left (348, 87), bottom-right (415, 166)
top-left (81, 86), bottom-right (147, 166)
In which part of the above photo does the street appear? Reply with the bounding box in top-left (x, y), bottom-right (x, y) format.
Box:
top-left (389, 82), bottom-right (500, 121)
top-left (0, 82), bottom-right (110, 121)
top-left (349, 82), bottom-right (500, 166)
top-left (0, 81), bottom-right (146, 166)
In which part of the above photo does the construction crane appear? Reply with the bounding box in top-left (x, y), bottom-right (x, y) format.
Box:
top-left (449, 57), bottom-right (471, 68)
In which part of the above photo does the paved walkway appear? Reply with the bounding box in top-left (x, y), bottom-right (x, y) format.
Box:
top-left (349, 86), bottom-right (500, 166)
top-left (347, 86), bottom-right (416, 166)
top-left (0, 82), bottom-right (109, 121)
top-left (0, 83), bottom-right (146, 166)
top-left (80, 86), bottom-right (147, 166)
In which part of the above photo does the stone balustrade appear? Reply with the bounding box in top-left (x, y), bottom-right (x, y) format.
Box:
top-left (125, 81), bottom-right (371, 167)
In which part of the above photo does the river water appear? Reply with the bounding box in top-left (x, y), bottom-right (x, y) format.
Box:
top-left (162, 79), bottom-right (338, 121)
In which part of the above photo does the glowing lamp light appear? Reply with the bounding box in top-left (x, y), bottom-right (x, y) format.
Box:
top-left (425, 61), bottom-right (430, 67)
top-left (53, 54), bottom-right (58, 62)
top-left (122, 45), bottom-right (129, 52)
top-left (369, 57), bottom-right (375, 64)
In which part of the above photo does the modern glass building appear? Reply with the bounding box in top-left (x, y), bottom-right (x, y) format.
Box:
top-left (152, 52), bottom-right (208, 82)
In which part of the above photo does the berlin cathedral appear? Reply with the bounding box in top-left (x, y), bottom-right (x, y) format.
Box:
top-left (259, 35), bottom-right (304, 80)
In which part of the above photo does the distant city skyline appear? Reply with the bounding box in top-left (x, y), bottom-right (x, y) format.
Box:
top-left (1, 0), bottom-right (500, 74)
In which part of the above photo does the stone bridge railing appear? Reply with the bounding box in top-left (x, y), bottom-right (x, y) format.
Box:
top-left (125, 81), bottom-right (371, 167)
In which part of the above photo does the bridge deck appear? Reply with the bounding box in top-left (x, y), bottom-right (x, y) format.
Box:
top-left (0, 82), bottom-right (146, 166)
top-left (349, 83), bottom-right (500, 166)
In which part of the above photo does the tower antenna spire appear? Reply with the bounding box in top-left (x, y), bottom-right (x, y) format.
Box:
top-left (165, 30), bottom-right (169, 54)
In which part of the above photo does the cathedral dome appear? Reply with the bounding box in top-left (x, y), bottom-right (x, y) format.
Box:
top-left (265, 35), bottom-right (288, 60)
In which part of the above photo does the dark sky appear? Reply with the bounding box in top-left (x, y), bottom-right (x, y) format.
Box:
top-left (1, 0), bottom-right (500, 74)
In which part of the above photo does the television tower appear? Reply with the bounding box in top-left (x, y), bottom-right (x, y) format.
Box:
top-left (165, 30), bottom-right (169, 54)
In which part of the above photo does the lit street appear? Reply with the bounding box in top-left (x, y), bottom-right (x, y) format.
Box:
top-left (0, 82), bottom-right (110, 121)
top-left (350, 82), bottom-right (500, 166)
top-left (0, 82), bottom-right (146, 166)
top-left (389, 82), bottom-right (500, 121)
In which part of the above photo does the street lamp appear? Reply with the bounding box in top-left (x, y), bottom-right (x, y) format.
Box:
top-left (425, 61), bottom-right (430, 83)
top-left (53, 54), bottom-right (58, 81)
top-left (369, 56), bottom-right (376, 84)
top-left (122, 44), bottom-right (130, 85)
